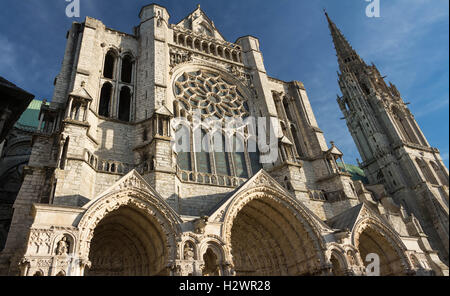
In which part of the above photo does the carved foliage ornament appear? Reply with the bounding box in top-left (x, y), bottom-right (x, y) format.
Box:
top-left (170, 49), bottom-right (193, 68)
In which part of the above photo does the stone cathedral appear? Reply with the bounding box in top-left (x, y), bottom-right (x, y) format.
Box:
top-left (0, 4), bottom-right (448, 276)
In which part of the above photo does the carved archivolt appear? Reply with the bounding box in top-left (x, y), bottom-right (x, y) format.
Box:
top-left (219, 183), bottom-right (329, 275)
top-left (77, 187), bottom-right (182, 263)
top-left (222, 186), bottom-right (327, 249)
top-left (352, 217), bottom-right (411, 272)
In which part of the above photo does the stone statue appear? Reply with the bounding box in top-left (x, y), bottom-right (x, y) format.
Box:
top-left (194, 216), bottom-right (208, 234)
top-left (56, 237), bottom-right (69, 256)
top-left (184, 242), bottom-right (195, 260)
top-left (347, 251), bottom-right (355, 266)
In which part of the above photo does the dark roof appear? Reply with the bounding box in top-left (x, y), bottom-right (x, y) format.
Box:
top-left (326, 203), bottom-right (363, 230)
top-left (0, 77), bottom-right (35, 141)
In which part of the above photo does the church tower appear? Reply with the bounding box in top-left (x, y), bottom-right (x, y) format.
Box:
top-left (326, 12), bottom-right (449, 263)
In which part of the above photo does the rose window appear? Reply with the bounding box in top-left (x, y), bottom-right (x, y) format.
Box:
top-left (174, 70), bottom-right (249, 119)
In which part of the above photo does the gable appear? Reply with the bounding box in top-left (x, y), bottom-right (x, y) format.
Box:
top-left (69, 87), bottom-right (93, 100)
top-left (176, 5), bottom-right (225, 41)
top-left (82, 169), bottom-right (172, 212)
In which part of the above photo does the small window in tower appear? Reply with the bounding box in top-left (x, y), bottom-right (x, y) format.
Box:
top-left (103, 50), bottom-right (116, 79)
top-left (118, 86), bottom-right (131, 122)
top-left (233, 134), bottom-right (248, 178)
top-left (121, 55), bottom-right (133, 83)
top-left (99, 83), bottom-right (113, 117)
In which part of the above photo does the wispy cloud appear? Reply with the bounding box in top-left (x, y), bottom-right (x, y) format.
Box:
top-left (414, 96), bottom-right (449, 118)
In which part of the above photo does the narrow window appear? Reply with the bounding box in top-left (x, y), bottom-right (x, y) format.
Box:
top-left (118, 86), bottom-right (131, 122)
top-left (233, 134), bottom-right (248, 178)
top-left (121, 55), bottom-right (133, 83)
top-left (232, 51), bottom-right (238, 62)
top-left (430, 161), bottom-right (449, 186)
top-left (213, 133), bottom-right (231, 176)
top-left (291, 125), bottom-right (303, 157)
top-left (186, 37), bottom-right (193, 49)
top-left (194, 39), bottom-right (201, 51)
top-left (103, 50), bottom-right (116, 79)
top-left (176, 124), bottom-right (192, 171)
top-left (283, 99), bottom-right (294, 122)
top-left (99, 83), bottom-right (112, 117)
top-left (210, 44), bottom-right (216, 55)
top-left (224, 49), bottom-right (231, 60)
top-left (248, 137), bottom-right (262, 174)
top-left (195, 129), bottom-right (211, 174)
top-left (158, 117), bottom-right (164, 136)
top-left (217, 47), bottom-right (223, 58)
top-left (416, 158), bottom-right (438, 185)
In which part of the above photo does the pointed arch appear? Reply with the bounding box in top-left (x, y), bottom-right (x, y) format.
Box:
top-left (221, 182), bottom-right (328, 275)
top-left (352, 217), bottom-right (411, 275)
top-left (121, 54), bottom-right (134, 83)
top-left (77, 175), bottom-right (182, 275)
top-left (416, 158), bottom-right (438, 185)
top-left (103, 50), bottom-right (117, 79)
top-left (430, 161), bottom-right (449, 186)
top-left (392, 107), bottom-right (420, 145)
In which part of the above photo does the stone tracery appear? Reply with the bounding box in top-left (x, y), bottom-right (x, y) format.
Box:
top-left (174, 70), bottom-right (249, 120)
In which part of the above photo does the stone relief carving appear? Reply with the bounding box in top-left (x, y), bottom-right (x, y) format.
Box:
top-left (56, 237), bottom-right (69, 256)
top-left (346, 250), bottom-right (356, 266)
top-left (228, 65), bottom-right (251, 87)
top-left (183, 242), bottom-right (195, 260)
top-left (194, 216), bottom-right (208, 234)
top-left (170, 49), bottom-right (192, 67)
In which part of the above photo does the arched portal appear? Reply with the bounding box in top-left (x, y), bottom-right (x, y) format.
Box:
top-left (330, 254), bottom-right (345, 276)
top-left (355, 222), bottom-right (408, 276)
top-left (85, 205), bottom-right (169, 276)
top-left (226, 190), bottom-right (326, 276)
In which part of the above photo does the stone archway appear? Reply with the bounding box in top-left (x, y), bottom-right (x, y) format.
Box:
top-left (85, 205), bottom-right (168, 276)
top-left (327, 247), bottom-right (348, 276)
top-left (77, 185), bottom-right (182, 276)
top-left (354, 220), bottom-right (409, 276)
top-left (223, 188), bottom-right (327, 276)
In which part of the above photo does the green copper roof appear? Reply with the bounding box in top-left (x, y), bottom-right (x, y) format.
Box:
top-left (15, 99), bottom-right (43, 129)
top-left (338, 162), bottom-right (369, 184)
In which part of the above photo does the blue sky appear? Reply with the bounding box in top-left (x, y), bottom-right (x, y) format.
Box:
top-left (0, 0), bottom-right (448, 166)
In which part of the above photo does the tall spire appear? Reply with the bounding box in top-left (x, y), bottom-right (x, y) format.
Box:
top-left (324, 11), bottom-right (365, 71)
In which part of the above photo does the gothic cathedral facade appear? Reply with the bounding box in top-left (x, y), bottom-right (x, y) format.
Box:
top-left (0, 4), bottom-right (448, 276)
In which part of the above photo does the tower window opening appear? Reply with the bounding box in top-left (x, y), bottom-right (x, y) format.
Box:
top-left (99, 83), bottom-right (113, 117)
top-left (121, 55), bottom-right (133, 83)
top-left (118, 86), bottom-right (131, 122)
top-left (103, 50), bottom-right (116, 79)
